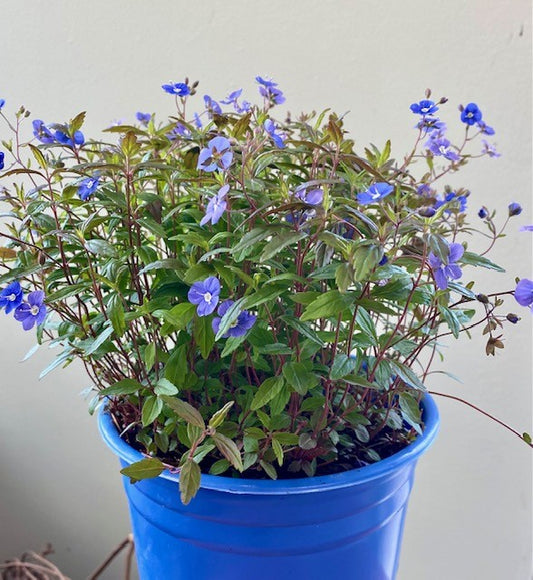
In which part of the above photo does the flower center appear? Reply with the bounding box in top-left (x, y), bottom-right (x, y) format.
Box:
top-left (466, 112), bottom-right (473, 118)
top-left (421, 106), bottom-right (430, 113)
top-left (8, 293), bottom-right (17, 301)
top-left (30, 305), bottom-right (39, 315)
top-left (439, 145), bottom-right (448, 154)
top-left (203, 292), bottom-right (213, 304)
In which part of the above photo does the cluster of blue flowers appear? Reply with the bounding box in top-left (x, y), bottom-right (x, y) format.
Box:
top-left (0, 281), bottom-right (47, 330)
top-left (32, 119), bottom-right (85, 148)
top-left (187, 276), bottom-right (256, 338)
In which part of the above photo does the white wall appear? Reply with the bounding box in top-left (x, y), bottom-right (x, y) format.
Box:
top-left (0, 1), bottom-right (531, 578)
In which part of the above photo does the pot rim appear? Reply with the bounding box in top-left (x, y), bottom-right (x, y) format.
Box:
top-left (98, 393), bottom-right (439, 495)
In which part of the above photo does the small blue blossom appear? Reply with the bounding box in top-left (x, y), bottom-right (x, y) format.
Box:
top-left (0, 281), bottom-right (24, 314)
top-left (508, 202), bottom-right (522, 217)
top-left (514, 279), bottom-right (533, 312)
top-left (428, 242), bottom-right (464, 290)
top-left (136, 112), bottom-right (151, 125)
top-left (0, 151), bottom-right (4, 171)
top-left (32, 120), bottom-right (55, 144)
top-left (482, 140), bottom-right (500, 158)
top-left (256, 76), bottom-right (285, 105)
top-left (166, 123), bottom-right (191, 140)
top-left (14, 290), bottom-right (47, 330)
top-left (78, 176), bottom-right (100, 201)
top-left (188, 277), bottom-right (221, 316)
top-left (212, 300), bottom-right (256, 338)
top-left (425, 133), bottom-right (460, 161)
top-left (478, 121), bottom-right (495, 135)
top-left (378, 255), bottom-right (389, 266)
top-left (461, 103), bottom-right (482, 126)
top-left (357, 182), bottom-right (394, 205)
top-left (200, 184), bottom-right (229, 226)
top-left (416, 184), bottom-right (435, 197)
top-left (193, 113), bottom-right (203, 129)
top-left (197, 136), bottom-right (233, 172)
top-left (294, 184), bottom-right (323, 206)
top-left (416, 116), bottom-right (447, 135)
top-left (162, 82), bottom-right (190, 97)
top-left (410, 99), bottom-right (439, 116)
top-left (221, 89), bottom-right (251, 114)
top-left (478, 207), bottom-right (488, 219)
top-left (520, 225), bottom-right (533, 232)
top-left (203, 95), bottom-right (222, 117)
top-left (435, 191), bottom-right (468, 213)
top-left (54, 128), bottom-right (85, 148)
top-left (264, 119), bottom-right (286, 148)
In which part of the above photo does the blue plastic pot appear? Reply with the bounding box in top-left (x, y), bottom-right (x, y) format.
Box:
top-left (98, 395), bottom-right (439, 580)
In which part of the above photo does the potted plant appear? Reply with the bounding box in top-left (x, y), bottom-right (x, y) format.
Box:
top-left (0, 78), bottom-right (530, 579)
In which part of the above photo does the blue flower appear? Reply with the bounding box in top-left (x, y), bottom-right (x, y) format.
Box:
top-left (54, 129), bottom-right (85, 148)
top-left (188, 277), bottom-right (221, 316)
top-left (294, 184), bottom-right (323, 206)
top-left (428, 242), bottom-right (464, 290)
top-left (14, 290), bottom-right (47, 330)
top-left (221, 89), bottom-right (251, 113)
top-left (425, 133), bottom-right (460, 161)
top-left (482, 140), bottom-right (500, 158)
top-left (212, 300), bottom-right (256, 338)
top-left (32, 120), bottom-right (56, 144)
top-left (514, 279), bottom-right (533, 311)
top-left (508, 202), bottom-right (522, 217)
top-left (461, 103), bottom-right (482, 126)
top-left (193, 113), bottom-right (203, 129)
top-left (478, 121), bottom-right (495, 135)
top-left (416, 184), bottom-right (435, 197)
top-left (416, 116), bottom-right (447, 134)
top-left (203, 95), bottom-right (222, 117)
top-left (478, 207), bottom-right (488, 219)
top-left (200, 184), bottom-right (229, 226)
top-left (136, 112), bottom-right (151, 124)
top-left (0, 151), bottom-right (4, 171)
top-left (0, 98), bottom-right (5, 109)
top-left (410, 99), bottom-right (439, 116)
top-left (264, 119), bottom-right (286, 148)
top-left (256, 76), bottom-right (285, 105)
top-left (166, 123), bottom-right (191, 140)
top-left (162, 82), bottom-right (190, 97)
top-left (78, 176), bottom-right (100, 201)
top-left (520, 225), bottom-right (533, 232)
top-left (0, 281), bottom-right (24, 314)
top-left (435, 191), bottom-right (468, 213)
top-left (197, 136), bottom-right (233, 172)
top-left (357, 182), bottom-right (394, 205)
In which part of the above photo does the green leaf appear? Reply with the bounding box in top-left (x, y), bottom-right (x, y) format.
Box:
top-left (209, 401), bottom-right (234, 429)
top-left (352, 244), bottom-right (381, 281)
top-left (214, 298), bottom-right (245, 341)
top-left (120, 458), bottom-right (164, 483)
top-left (194, 315), bottom-right (215, 359)
top-left (298, 432), bottom-right (317, 449)
top-left (330, 354), bottom-right (357, 380)
top-left (211, 432), bottom-right (243, 471)
top-left (335, 262), bottom-right (353, 293)
top-left (138, 259), bottom-right (182, 275)
top-left (108, 295), bottom-right (126, 337)
top-left (28, 144), bottom-right (47, 169)
top-left (272, 432), bottom-right (299, 445)
top-left (142, 395), bottom-right (163, 426)
top-left (251, 376), bottom-right (285, 411)
top-left (260, 231), bottom-right (306, 262)
top-left (300, 290), bottom-right (354, 321)
top-left (232, 227), bottom-right (271, 261)
top-left (399, 392), bottom-right (422, 435)
top-left (84, 326), bottom-right (114, 355)
top-left (272, 438), bottom-right (284, 466)
top-left (355, 307), bottom-right (378, 346)
top-left (164, 344), bottom-right (188, 386)
top-left (439, 305), bottom-right (460, 338)
top-left (161, 395), bottom-right (205, 429)
top-left (220, 334), bottom-right (247, 357)
top-left (259, 459), bottom-right (277, 480)
top-left (209, 459), bottom-right (230, 475)
top-left (153, 378), bottom-right (179, 396)
top-left (244, 286), bottom-right (285, 309)
top-left (154, 302), bottom-right (195, 330)
top-left (460, 251), bottom-right (505, 273)
top-left (143, 343), bottom-right (156, 371)
top-left (388, 361), bottom-right (426, 391)
top-left (84, 239), bottom-right (117, 257)
top-left (282, 362), bottom-right (318, 395)
top-left (179, 459), bottom-right (201, 505)
top-left (280, 316), bottom-right (325, 346)
top-left (100, 378), bottom-right (143, 396)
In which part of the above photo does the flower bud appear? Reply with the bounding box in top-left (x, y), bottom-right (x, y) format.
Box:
top-left (418, 206), bottom-right (436, 218)
top-left (476, 293), bottom-right (489, 304)
top-left (478, 207), bottom-right (488, 219)
top-left (506, 313), bottom-right (520, 324)
top-left (508, 202), bottom-right (522, 217)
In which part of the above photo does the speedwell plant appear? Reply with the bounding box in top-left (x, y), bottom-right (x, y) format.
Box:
top-left (0, 79), bottom-right (531, 503)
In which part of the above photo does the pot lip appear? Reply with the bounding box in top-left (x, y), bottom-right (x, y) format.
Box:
top-left (98, 393), bottom-right (439, 495)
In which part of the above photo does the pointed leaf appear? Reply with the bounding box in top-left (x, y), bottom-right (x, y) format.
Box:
top-left (211, 432), bottom-right (243, 471)
top-left (120, 458), bottom-right (164, 483)
top-left (179, 458), bottom-right (201, 505)
top-left (161, 395), bottom-right (205, 429)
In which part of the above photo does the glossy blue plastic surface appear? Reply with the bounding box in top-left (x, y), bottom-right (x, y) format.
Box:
top-left (98, 395), bottom-right (439, 580)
